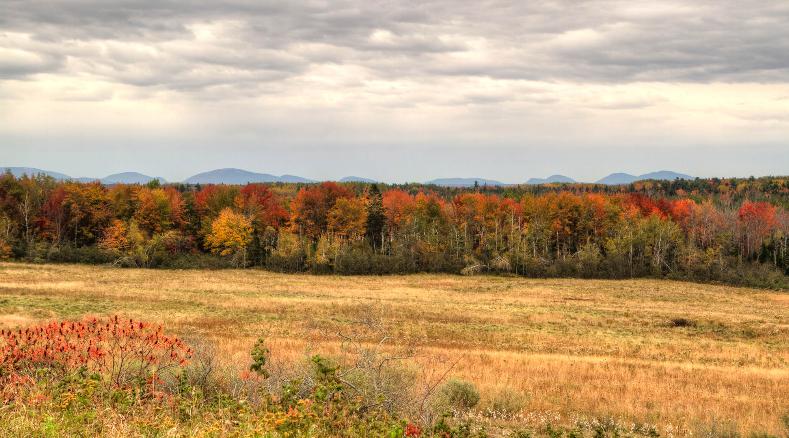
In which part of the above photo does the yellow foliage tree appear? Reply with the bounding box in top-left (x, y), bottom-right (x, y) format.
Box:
top-left (327, 198), bottom-right (367, 240)
top-left (0, 214), bottom-right (14, 259)
top-left (205, 208), bottom-right (253, 265)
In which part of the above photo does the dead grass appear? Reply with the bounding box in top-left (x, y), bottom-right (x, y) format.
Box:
top-left (0, 262), bottom-right (787, 435)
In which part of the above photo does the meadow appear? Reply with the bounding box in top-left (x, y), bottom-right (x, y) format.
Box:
top-left (0, 262), bottom-right (787, 436)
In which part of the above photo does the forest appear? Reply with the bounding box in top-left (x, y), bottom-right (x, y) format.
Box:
top-left (0, 171), bottom-right (787, 288)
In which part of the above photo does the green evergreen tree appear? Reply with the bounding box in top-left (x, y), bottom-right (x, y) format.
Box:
top-left (365, 184), bottom-right (385, 251)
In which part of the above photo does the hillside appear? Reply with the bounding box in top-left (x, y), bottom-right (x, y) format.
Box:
top-left (596, 170), bottom-right (693, 185)
top-left (184, 168), bottom-right (314, 184)
top-left (526, 174), bottom-right (576, 184)
top-left (425, 177), bottom-right (506, 187)
top-left (2, 167), bottom-right (72, 180)
top-left (340, 176), bottom-right (377, 183)
top-left (101, 172), bottom-right (165, 184)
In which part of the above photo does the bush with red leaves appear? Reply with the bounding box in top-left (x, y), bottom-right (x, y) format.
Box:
top-left (0, 316), bottom-right (192, 400)
top-left (404, 422), bottom-right (422, 437)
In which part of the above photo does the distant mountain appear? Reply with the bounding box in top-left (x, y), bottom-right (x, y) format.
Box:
top-left (184, 168), bottom-right (276, 184)
top-left (101, 172), bottom-right (165, 185)
top-left (2, 167), bottom-right (71, 180)
top-left (426, 178), bottom-right (506, 187)
top-left (2, 167), bottom-right (166, 184)
top-left (638, 170), bottom-right (693, 181)
top-left (526, 174), bottom-right (576, 184)
top-left (278, 174), bottom-right (315, 183)
top-left (596, 172), bottom-right (639, 185)
top-left (596, 170), bottom-right (693, 185)
top-left (183, 168), bottom-right (314, 184)
top-left (340, 176), bottom-right (377, 183)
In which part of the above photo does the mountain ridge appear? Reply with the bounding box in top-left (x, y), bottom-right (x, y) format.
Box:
top-left (425, 177), bottom-right (506, 187)
top-left (595, 170), bottom-right (693, 185)
top-left (2, 167), bottom-right (72, 181)
top-left (526, 174), bottom-right (576, 184)
top-left (183, 168), bottom-right (315, 184)
top-left (101, 172), bottom-right (166, 184)
top-left (340, 176), bottom-right (377, 183)
top-left (3, 166), bottom-right (697, 185)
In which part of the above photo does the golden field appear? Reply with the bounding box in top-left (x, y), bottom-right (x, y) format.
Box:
top-left (0, 262), bottom-right (787, 436)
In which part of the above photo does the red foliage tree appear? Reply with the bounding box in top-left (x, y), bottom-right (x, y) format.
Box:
top-left (668, 198), bottom-right (695, 230)
top-left (290, 182), bottom-right (353, 239)
top-left (194, 185), bottom-right (239, 219)
top-left (625, 193), bottom-right (665, 218)
top-left (235, 184), bottom-right (288, 229)
top-left (36, 186), bottom-right (67, 245)
top-left (738, 201), bottom-right (778, 256)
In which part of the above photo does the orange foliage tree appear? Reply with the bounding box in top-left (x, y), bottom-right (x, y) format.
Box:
top-left (133, 187), bottom-right (185, 235)
top-left (98, 219), bottom-right (130, 252)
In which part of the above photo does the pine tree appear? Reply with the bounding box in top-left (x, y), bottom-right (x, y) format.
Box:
top-left (365, 184), bottom-right (385, 251)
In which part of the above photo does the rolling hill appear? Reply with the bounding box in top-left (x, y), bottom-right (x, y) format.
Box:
top-left (526, 174), bottom-right (576, 184)
top-left (101, 172), bottom-right (165, 184)
top-left (339, 176), bottom-right (377, 183)
top-left (425, 177), bottom-right (506, 187)
top-left (183, 168), bottom-right (314, 184)
top-left (596, 170), bottom-right (693, 185)
top-left (2, 167), bottom-right (72, 180)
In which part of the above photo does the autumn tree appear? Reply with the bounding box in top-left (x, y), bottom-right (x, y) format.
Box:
top-left (133, 187), bottom-right (185, 235)
top-left (12, 175), bottom-right (50, 255)
top-left (205, 207), bottom-right (253, 266)
top-left (37, 185), bottom-right (67, 246)
top-left (382, 189), bottom-right (414, 236)
top-left (291, 182), bottom-right (352, 239)
top-left (328, 197), bottom-right (368, 240)
top-left (234, 184), bottom-right (288, 229)
top-left (194, 185), bottom-right (239, 220)
top-left (107, 184), bottom-right (137, 220)
top-left (0, 213), bottom-right (13, 259)
top-left (738, 201), bottom-right (778, 258)
top-left (99, 219), bottom-right (130, 252)
top-left (62, 182), bottom-right (112, 246)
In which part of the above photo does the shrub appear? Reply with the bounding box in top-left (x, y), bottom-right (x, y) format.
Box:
top-left (441, 378), bottom-right (480, 411)
top-left (157, 252), bottom-right (233, 269)
top-left (249, 337), bottom-right (270, 378)
top-left (44, 245), bottom-right (117, 264)
top-left (486, 387), bottom-right (526, 418)
top-left (693, 418), bottom-right (742, 438)
top-left (0, 316), bottom-right (192, 400)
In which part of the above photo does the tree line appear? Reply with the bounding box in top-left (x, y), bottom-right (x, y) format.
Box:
top-left (0, 172), bottom-right (786, 287)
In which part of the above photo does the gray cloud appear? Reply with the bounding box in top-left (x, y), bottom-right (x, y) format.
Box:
top-left (1, 0), bottom-right (788, 92)
top-left (1, 0), bottom-right (787, 183)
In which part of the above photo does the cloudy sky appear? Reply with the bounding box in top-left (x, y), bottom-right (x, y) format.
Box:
top-left (1, 0), bottom-right (787, 182)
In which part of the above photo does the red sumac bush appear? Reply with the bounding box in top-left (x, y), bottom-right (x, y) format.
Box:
top-left (0, 316), bottom-right (192, 399)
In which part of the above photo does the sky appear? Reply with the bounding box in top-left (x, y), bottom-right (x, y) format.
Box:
top-left (1, 0), bottom-right (788, 183)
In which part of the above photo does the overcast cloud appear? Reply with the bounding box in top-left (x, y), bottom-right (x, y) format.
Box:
top-left (1, 0), bottom-right (787, 182)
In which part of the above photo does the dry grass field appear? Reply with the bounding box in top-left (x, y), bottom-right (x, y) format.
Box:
top-left (0, 262), bottom-right (787, 436)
